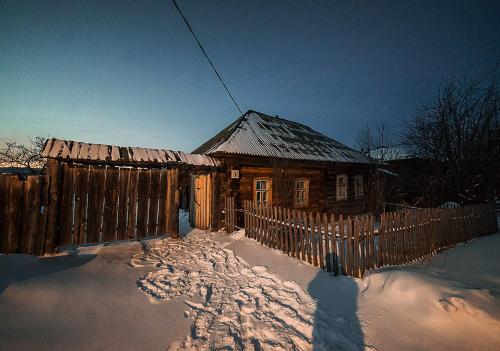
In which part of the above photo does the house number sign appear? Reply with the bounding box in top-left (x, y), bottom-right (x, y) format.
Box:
top-left (231, 170), bottom-right (240, 179)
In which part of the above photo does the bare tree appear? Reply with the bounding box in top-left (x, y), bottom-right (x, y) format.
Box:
top-left (403, 75), bottom-right (500, 204)
top-left (0, 136), bottom-right (47, 172)
top-left (355, 124), bottom-right (402, 213)
top-left (355, 124), bottom-right (405, 161)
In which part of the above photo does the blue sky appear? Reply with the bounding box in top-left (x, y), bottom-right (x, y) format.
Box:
top-left (1, 0), bottom-right (499, 152)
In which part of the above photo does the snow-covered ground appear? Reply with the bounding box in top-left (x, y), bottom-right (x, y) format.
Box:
top-left (130, 226), bottom-right (500, 351)
top-left (1, 221), bottom-right (499, 350)
top-left (129, 231), bottom-right (361, 350)
top-left (0, 240), bottom-right (192, 350)
top-left (178, 209), bottom-right (193, 237)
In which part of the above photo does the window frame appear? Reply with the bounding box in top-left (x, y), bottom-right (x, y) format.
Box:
top-left (294, 178), bottom-right (310, 208)
top-left (354, 175), bottom-right (364, 198)
top-left (336, 174), bottom-right (348, 200)
top-left (253, 177), bottom-right (272, 205)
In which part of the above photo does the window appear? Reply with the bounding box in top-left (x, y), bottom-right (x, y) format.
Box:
top-left (354, 175), bottom-right (364, 198)
top-left (336, 174), bottom-right (348, 200)
top-left (294, 178), bottom-right (309, 207)
top-left (254, 178), bottom-right (272, 204)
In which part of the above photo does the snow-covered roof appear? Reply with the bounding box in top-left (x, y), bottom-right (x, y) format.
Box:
top-left (41, 138), bottom-right (220, 167)
top-left (377, 167), bottom-right (399, 177)
top-left (193, 110), bottom-right (371, 164)
top-left (368, 146), bottom-right (411, 161)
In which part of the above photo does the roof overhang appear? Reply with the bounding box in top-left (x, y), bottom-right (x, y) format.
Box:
top-left (41, 138), bottom-right (221, 168)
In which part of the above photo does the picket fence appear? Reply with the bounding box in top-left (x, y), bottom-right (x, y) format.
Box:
top-left (242, 200), bottom-right (498, 278)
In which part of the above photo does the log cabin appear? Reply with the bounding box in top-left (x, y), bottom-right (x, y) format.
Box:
top-left (193, 110), bottom-right (373, 225)
top-left (38, 111), bottom-right (375, 234)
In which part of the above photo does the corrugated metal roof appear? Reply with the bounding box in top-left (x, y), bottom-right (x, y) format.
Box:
top-left (193, 110), bottom-right (371, 163)
top-left (41, 138), bottom-right (220, 167)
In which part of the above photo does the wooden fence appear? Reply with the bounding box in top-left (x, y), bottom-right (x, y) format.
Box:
top-left (224, 196), bottom-right (236, 233)
top-left (243, 200), bottom-right (498, 278)
top-left (0, 162), bottom-right (180, 255)
top-left (0, 174), bottom-right (49, 255)
top-left (56, 163), bottom-right (179, 247)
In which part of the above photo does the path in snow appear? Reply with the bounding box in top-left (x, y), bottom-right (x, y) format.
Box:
top-left (129, 233), bottom-right (362, 351)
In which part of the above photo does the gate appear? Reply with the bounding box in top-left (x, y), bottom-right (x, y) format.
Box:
top-left (190, 174), bottom-right (213, 229)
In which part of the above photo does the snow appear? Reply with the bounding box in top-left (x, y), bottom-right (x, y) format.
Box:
top-left (129, 232), bottom-right (362, 350)
top-left (1, 216), bottom-right (499, 350)
top-left (368, 145), bottom-right (410, 161)
top-left (0, 241), bottom-right (192, 350)
top-left (194, 111), bottom-right (370, 164)
top-left (440, 201), bottom-right (461, 208)
top-left (378, 167), bottom-right (399, 177)
top-left (357, 231), bottom-right (500, 351)
top-left (131, 223), bottom-right (500, 351)
top-left (178, 210), bottom-right (193, 237)
top-left (41, 138), bottom-right (221, 166)
top-left (89, 143), bottom-right (100, 160)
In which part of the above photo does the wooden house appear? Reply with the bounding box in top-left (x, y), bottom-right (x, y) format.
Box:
top-left (36, 112), bottom-right (374, 236)
top-left (192, 110), bottom-right (373, 227)
top-left (369, 146), bottom-right (450, 208)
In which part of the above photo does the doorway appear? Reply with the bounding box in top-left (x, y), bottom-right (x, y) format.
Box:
top-left (189, 173), bottom-right (213, 229)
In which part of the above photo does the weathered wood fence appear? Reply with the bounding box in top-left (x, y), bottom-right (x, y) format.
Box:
top-left (224, 196), bottom-right (236, 233)
top-left (0, 162), bottom-right (180, 255)
top-left (243, 200), bottom-right (498, 278)
top-left (0, 174), bottom-right (49, 255)
top-left (56, 163), bottom-right (179, 246)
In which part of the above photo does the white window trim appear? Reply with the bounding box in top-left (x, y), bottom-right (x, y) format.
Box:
top-left (294, 178), bottom-right (309, 208)
top-left (336, 174), bottom-right (348, 200)
top-left (253, 177), bottom-right (272, 205)
top-left (354, 175), bottom-right (364, 198)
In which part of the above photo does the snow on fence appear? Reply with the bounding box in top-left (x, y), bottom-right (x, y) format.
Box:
top-left (242, 200), bottom-right (498, 278)
top-left (0, 162), bottom-right (180, 255)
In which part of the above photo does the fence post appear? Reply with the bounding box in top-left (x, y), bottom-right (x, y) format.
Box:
top-left (330, 214), bottom-right (339, 275)
top-left (44, 159), bottom-right (62, 253)
top-left (324, 213), bottom-right (331, 272)
top-left (291, 209), bottom-right (297, 258)
top-left (378, 213), bottom-right (385, 267)
top-left (338, 215), bottom-right (345, 275)
top-left (317, 212), bottom-right (324, 270)
top-left (299, 210), bottom-right (305, 261)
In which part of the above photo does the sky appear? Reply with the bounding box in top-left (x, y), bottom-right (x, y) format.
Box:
top-left (1, 0), bottom-right (499, 152)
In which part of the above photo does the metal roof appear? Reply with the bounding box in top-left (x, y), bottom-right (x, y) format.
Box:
top-left (193, 110), bottom-right (371, 164)
top-left (41, 138), bottom-right (220, 167)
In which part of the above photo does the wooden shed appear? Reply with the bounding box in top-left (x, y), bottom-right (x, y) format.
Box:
top-left (39, 138), bottom-right (221, 248)
top-left (194, 110), bottom-right (373, 218)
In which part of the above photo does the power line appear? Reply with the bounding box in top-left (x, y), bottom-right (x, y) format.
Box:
top-left (171, 0), bottom-right (243, 115)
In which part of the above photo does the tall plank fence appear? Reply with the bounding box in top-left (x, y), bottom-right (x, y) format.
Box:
top-left (0, 174), bottom-right (49, 255)
top-left (224, 196), bottom-right (236, 234)
top-left (243, 200), bottom-right (498, 278)
top-left (0, 163), bottom-right (180, 255)
top-left (57, 164), bottom-right (179, 247)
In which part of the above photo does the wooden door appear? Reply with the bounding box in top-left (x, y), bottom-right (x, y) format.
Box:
top-left (190, 174), bottom-right (212, 229)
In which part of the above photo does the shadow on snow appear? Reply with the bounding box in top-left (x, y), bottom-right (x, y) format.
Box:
top-left (308, 253), bottom-right (364, 351)
top-left (0, 253), bottom-right (96, 295)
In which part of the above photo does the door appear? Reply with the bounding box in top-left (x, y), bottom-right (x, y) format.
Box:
top-left (189, 174), bottom-right (212, 229)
